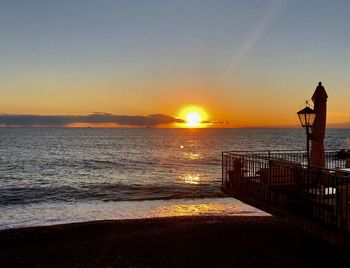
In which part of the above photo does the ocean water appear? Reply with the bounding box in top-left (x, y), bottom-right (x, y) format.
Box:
top-left (1, 128), bottom-right (349, 229)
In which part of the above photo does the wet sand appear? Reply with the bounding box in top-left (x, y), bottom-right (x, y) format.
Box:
top-left (0, 216), bottom-right (347, 267)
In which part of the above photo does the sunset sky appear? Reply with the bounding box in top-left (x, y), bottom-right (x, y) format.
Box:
top-left (1, 0), bottom-right (350, 127)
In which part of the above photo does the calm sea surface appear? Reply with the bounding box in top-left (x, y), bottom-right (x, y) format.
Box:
top-left (1, 128), bottom-right (349, 229)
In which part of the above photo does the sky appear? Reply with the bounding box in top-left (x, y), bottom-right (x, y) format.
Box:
top-left (0, 0), bottom-right (350, 127)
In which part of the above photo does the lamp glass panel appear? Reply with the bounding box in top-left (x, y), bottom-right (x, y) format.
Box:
top-left (309, 113), bottom-right (316, 126)
top-left (298, 113), bottom-right (306, 127)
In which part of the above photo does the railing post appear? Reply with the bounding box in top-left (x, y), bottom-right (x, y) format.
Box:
top-left (221, 152), bottom-right (224, 188)
top-left (306, 126), bottom-right (310, 168)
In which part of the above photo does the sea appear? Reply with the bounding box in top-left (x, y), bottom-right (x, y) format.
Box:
top-left (1, 128), bottom-right (349, 229)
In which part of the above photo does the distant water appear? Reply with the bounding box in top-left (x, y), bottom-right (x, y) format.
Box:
top-left (1, 128), bottom-right (349, 229)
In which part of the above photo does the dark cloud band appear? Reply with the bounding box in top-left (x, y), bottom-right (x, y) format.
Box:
top-left (0, 113), bottom-right (185, 127)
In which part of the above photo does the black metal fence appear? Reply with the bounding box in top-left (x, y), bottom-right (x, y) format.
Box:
top-left (222, 150), bottom-right (350, 233)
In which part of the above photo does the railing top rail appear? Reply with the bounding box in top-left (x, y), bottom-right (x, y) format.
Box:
top-left (222, 150), bottom-right (350, 176)
top-left (223, 149), bottom-right (302, 153)
top-left (223, 149), bottom-right (348, 154)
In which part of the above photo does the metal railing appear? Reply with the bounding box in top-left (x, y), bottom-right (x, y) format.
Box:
top-left (222, 150), bottom-right (350, 233)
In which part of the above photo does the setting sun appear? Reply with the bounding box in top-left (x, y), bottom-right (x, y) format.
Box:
top-left (179, 106), bottom-right (208, 128)
top-left (185, 113), bottom-right (201, 127)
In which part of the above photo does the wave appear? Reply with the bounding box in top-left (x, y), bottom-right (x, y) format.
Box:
top-left (0, 183), bottom-right (225, 206)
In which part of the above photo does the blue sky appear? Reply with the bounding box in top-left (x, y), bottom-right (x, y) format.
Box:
top-left (1, 0), bottom-right (349, 126)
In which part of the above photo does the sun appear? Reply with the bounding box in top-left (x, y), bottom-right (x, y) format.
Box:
top-left (186, 112), bottom-right (201, 127)
top-left (179, 106), bottom-right (208, 128)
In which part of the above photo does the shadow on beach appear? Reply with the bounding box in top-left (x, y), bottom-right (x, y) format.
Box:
top-left (0, 216), bottom-right (347, 267)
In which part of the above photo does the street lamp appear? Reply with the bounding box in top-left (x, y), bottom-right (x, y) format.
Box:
top-left (297, 106), bottom-right (316, 167)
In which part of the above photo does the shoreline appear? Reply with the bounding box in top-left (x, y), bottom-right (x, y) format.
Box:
top-left (0, 215), bottom-right (347, 267)
top-left (0, 197), bottom-right (269, 230)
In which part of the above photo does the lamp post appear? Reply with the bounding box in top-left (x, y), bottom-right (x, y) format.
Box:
top-left (297, 106), bottom-right (316, 167)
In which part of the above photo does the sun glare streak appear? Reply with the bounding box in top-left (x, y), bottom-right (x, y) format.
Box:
top-left (203, 0), bottom-right (284, 104)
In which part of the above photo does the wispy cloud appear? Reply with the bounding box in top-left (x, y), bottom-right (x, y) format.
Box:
top-left (201, 120), bottom-right (229, 125)
top-left (0, 113), bottom-right (186, 127)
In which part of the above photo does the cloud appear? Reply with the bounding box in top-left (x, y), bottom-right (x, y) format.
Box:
top-left (0, 113), bottom-right (186, 127)
top-left (201, 120), bottom-right (229, 125)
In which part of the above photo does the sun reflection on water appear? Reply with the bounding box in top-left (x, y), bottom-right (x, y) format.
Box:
top-left (184, 152), bottom-right (201, 160)
top-left (161, 204), bottom-right (211, 216)
top-left (177, 174), bottom-right (201, 184)
top-left (158, 203), bottom-right (213, 217)
top-left (154, 200), bottom-right (268, 217)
